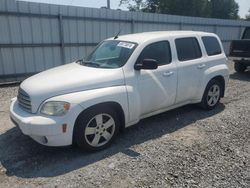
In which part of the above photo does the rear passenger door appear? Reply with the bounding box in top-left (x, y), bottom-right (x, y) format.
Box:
top-left (175, 37), bottom-right (205, 103)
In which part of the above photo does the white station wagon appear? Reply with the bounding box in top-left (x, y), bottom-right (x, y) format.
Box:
top-left (10, 31), bottom-right (229, 150)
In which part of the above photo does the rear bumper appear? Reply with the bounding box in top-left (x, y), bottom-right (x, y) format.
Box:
top-left (229, 57), bottom-right (250, 62)
top-left (10, 98), bottom-right (83, 146)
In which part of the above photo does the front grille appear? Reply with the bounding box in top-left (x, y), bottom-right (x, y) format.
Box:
top-left (17, 88), bottom-right (32, 113)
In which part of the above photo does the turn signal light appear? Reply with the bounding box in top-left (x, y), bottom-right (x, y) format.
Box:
top-left (62, 124), bottom-right (67, 133)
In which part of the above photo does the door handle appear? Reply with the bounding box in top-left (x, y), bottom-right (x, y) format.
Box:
top-left (197, 64), bottom-right (206, 69)
top-left (163, 71), bottom-right (174, 77)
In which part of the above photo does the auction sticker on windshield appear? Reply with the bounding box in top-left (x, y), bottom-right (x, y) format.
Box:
top-left (117, 42), bottom-right (135, 49)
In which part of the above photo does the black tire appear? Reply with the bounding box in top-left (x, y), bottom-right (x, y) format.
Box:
top-left (200, 79), bottom-right (222, 110)
top-left (74, 105), bottom-right (120, 151)
top-left (234, 62), bottom-right (247, 73)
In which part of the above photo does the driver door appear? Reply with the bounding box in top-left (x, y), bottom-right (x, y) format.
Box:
top-left (135, 41), bottom-right (177, 116)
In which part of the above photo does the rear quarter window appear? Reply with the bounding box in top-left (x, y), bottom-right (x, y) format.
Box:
top-left (175, 37), bottom-right (202, 61)
top-left (202, 36), bottom-right (222, 56)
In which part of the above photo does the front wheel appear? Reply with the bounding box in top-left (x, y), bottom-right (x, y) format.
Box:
top-left (74, 106), bottom-right (120, 151)
top-left (200, 80), bottom-right (222, 110)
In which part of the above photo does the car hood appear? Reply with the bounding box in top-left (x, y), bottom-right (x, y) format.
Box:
top-left (20, 62), bottom-right (125, 112)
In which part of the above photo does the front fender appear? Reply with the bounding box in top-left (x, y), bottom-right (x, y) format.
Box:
top-left (47, 86), bottom-right (129, 125)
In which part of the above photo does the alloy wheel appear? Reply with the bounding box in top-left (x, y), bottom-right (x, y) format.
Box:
top-left (84, 113), bottom-right (115, 147)
top-left (207, 84), bottom-right (220, 107)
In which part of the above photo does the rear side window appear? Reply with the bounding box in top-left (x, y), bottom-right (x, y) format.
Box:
top-left (175, 37), bottom-right (202, 61)
top-left (137, 41), bottom-right (172, 66)
top-left (202, 36), bottom-right (222, 56)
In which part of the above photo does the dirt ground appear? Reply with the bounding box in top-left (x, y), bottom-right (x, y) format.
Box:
top-left (0, 62), bottom-right (249, 188)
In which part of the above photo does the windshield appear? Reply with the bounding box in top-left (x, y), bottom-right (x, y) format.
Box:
top-left (82, 40), bottom-right (137, 68)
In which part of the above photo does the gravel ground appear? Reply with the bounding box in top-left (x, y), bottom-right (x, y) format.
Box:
top-left (0, 62), bottom-right (249, 188)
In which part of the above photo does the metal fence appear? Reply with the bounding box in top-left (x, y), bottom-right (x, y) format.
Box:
top-left (1, 0), bottom-right (250, 82)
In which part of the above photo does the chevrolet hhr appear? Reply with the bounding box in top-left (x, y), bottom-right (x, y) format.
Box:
top-left (10, 31), bottom-right (229, 150)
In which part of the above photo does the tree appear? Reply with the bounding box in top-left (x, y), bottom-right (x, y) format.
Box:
top-left (209, 0), bottom-right (239, 19)
top-left (119, 0), bottom-right (146, 11)
top-left (157, 0), bottom-right (210, 17)
top-left (120, 0), bottom-right (239, 19)
top-left (144, 0), bottom-right (159, 13)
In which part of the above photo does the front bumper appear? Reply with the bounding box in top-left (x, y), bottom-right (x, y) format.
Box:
top-left (10, 98), bottom-right (83, 146)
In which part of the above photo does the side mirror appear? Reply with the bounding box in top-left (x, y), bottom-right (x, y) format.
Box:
top-left (134, 59), bottom-right (158, 70)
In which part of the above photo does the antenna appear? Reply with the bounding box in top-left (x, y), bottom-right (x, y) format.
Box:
top-left (114, 19), bottom-right (126, 39)
top-left (114, 25), bottom-right (124, 39)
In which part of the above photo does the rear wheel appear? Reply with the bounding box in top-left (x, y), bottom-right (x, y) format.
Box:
top-left (234, 62), bottom-right (247, 73)
top-left (74, 106), bottom-right (120, 151)
top-left (200, 79), bottom-right (222, 110)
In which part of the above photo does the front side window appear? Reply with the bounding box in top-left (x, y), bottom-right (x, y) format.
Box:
top-left (137, 41), bottom-right (172, 66)
top-left (202, 36), bottom-right (222, 56)
top-left (84, 40), bottom-right (137, 68)
top-left (175, 37), bottom-right (202, 61)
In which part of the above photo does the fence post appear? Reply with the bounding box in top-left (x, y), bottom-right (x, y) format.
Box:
top-left (131, 18), bottom-right (135, 33)
top-left (58, 14), bottom-right (66, 64)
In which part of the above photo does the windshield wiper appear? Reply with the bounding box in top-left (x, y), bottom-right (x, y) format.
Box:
top-left (84, 61), bottom-right (100, 68)
top-left (77, 59), bottom-right (100, 67)
top-left (76, 59), bottom-right (84, 64)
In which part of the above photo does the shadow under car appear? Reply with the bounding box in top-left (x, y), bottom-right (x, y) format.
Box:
top-left (0, 103), bottom-right (225, 178)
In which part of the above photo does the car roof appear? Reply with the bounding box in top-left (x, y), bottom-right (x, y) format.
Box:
top-left (107, 31), bottom-right (215, 44)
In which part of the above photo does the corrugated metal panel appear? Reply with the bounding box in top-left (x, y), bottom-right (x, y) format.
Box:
top-left (23, 47), bottom-right (36, 72)
top-left (1, 48), bottom-right (16, 74)
top-left (217, 26), bottom-right (239, 40)
top-left (0, 0), bottom-right (250, 82)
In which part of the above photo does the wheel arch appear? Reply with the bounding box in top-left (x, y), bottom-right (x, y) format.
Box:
top-left (199, 75), bottom-right (226, 110)
top-left (202, 63), bottom-right (229, 98)
top-left (73, 101), bottom-right (126, 143)
top-left (210, 75), bottom-right (225, 97)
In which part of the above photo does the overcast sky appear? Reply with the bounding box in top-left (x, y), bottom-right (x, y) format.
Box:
top-left (19, 0), bottom-right (249, 18)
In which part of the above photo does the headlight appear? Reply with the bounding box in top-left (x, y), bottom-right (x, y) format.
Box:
top-left (41, 101), bottom-right (70, 116)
